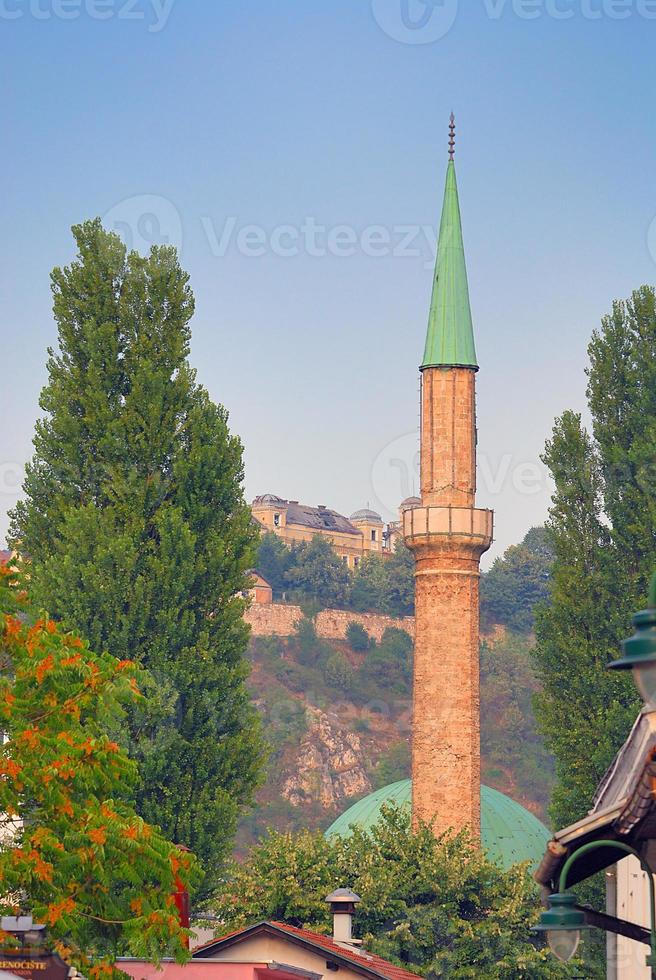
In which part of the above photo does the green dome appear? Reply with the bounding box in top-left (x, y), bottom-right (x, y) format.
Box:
top-left (325, 780), bottom-right (549, 870)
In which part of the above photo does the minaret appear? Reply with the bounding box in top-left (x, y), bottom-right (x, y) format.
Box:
top-left (404, 116), bottom-right (493, 838)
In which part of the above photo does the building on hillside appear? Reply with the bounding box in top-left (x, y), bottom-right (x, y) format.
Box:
top-left (121, 892), bottom-right (423, 980)
top-left (326, 117), bottom-right (549, 865)
top-left (251, 495), bottom-right (387, 569)
top-left (384, 497), bottom-right (421, 552)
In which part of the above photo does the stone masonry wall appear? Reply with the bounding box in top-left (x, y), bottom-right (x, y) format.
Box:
top-left (244, 602), bottom-right (415, 643)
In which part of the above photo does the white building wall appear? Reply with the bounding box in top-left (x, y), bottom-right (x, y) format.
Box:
top-left (608, 856), bottom-right (653, 979)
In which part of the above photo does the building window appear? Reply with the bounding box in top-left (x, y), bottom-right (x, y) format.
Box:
top-left (354, 557), bottom-right (360, 568)
top-left (342, 555), bottom-right (348, 564)
top-left (371, 529), bottom-right (377, 542)
top-left (273, 513), bottom-right (280, 527)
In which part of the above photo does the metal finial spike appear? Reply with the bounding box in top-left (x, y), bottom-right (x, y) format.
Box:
top-left (448, 113), bottom-right (456, 161)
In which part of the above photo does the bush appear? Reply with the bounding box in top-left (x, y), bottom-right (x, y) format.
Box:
top-left (323, 652), bottom-right (355, 690)
top-left (360, 627), bottom-right (413, 695)
top-left (294, 617), bottom-right (321, 666)
top-left (346, 622), bottom-right (370, 652)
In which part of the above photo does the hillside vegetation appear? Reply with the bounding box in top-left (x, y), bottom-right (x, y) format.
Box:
top-left (237, 527), bottom-right (554, 849)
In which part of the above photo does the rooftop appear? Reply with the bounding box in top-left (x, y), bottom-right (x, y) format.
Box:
top-left (193, 921), bottom-right (423, 980)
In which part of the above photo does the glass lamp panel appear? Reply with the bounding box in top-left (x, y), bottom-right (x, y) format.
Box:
top-left (633, 662), bottom-right (656, 710)
top-left (547, 929), bottom-right (580, 962)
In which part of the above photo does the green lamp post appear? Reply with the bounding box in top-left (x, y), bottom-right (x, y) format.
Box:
top-left (535, 840), bottom-right (656, 967)
top-left (608, 572), bottom-right (656, 708)
top-left (535, 575), bottom-right (656, 968)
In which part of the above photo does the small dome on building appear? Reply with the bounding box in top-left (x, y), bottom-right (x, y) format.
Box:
top-left (349, 508), bottom-right (383, 523)
top-left (253, 493), bottom-right (286, 505)
top-left (400, 496), bottom-right (421, 510)
top-left (325, 779), bottom-right (549, 870)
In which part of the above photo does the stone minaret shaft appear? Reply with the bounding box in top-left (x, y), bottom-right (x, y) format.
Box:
top-left (404, 121), bottom-right (493, 839)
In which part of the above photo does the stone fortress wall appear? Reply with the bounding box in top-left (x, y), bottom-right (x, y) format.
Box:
top-left (244, 601), bottom-right (415, 643)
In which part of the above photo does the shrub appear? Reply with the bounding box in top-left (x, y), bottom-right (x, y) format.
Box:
top-left (323, 652), bottom-right (355, 690)
top-left (346, 621), bottom-right (370, 652)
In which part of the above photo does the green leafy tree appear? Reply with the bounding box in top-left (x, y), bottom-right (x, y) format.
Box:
top-left (481, 527), bottom-right (553, 634)
top-left (292, 617), bottom-right (323, 667)
top-left (0, 566), bottom-right (200, 976)
top-left (534, 287), bottom-right (656, 833)
top-left (360, 627), bottom-right (413, 696)
top-left (256, 532), bottom-right (294, 599)
top-left (323, 652), bottom-right (355, 690)
top-left (346, 622), bottom-right (370, 652)
top-left (211, 807), bottom-right (579, 978)
top-left (284, 536), bottom-right (351, 609)
top-left (384, 539), bottom-right (415, 616)
top-left (349, 554), bottom-right (389, 614)
top-left (349, 542), bottom-right (415, 618)
top-left (8, 220), bottom-right (263, 895)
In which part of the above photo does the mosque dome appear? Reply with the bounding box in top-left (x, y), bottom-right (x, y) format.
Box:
top-left (325, 779), bottom-right (549, 870)
top-left (350, 508), bottom-right (383, 523)
top-left (399, 496), bottom-right (421, 510)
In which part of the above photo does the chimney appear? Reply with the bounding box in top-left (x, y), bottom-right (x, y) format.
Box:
top-left (325, 889), bottom-right (361, 945)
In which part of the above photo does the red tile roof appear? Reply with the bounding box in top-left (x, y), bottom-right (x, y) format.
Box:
top-left (272, 922), bottom-right (422, 980)
top-left (193, 921), bottom-right (422, 980)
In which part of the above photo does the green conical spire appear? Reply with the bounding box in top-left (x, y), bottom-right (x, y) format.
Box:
top-left (421, 120), bottom-right (478, 371)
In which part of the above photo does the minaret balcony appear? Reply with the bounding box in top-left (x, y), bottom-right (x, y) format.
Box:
top-left (403, 505), bottom-right (493, 549)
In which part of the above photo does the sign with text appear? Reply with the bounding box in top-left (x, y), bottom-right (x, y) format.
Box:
top-left (0, 952), bottom-right (69, 980)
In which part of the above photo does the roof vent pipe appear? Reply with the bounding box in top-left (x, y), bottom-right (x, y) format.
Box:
top-left (325, 889), bottom-right (362, 945)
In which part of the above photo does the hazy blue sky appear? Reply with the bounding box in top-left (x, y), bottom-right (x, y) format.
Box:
top-left (2, 0), bottom-right (655, 563)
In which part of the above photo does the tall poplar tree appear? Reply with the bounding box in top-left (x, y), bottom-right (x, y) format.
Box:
top-left (9, 219), bottom-right (263, 895)
top-left (534, 285), bottom-right (656, 831)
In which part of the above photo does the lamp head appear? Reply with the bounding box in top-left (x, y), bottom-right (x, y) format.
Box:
top-left (533, 893), bottom-right (588, 963)
top-left (609, 573), bottom-right (656, 709)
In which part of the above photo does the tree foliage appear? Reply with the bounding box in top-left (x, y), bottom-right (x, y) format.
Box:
top-left (8, 219), bottom-right (263, 894)
top-left (534, 287), bottom-right (656, 832)
top-left (256, 533), bottom-right (415, 617)
top-left (284, 537), bottom-right (351, 609)
top-left (346, 622), bottom-right (370, 652)
top-left (212, 807), bottom-right (579, 978)
top-left (480, 527), bottom-right (553, 634)
top-left (256, 533), bottom-right (294, 599)
top-left (349, 541), bottom-right (415, 617)
top-left (0, 566), bottom-right (199, 975)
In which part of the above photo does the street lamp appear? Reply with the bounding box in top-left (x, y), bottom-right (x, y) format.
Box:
top-left (609, 573), bottom-right (656, 708)
top-left (533, 892), bottom-right (587, 961)
top-left (535, 840), bottom-right (656, 969)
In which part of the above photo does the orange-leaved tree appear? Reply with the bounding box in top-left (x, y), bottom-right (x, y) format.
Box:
top-left (0, 563), bottom-right (200, 976)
